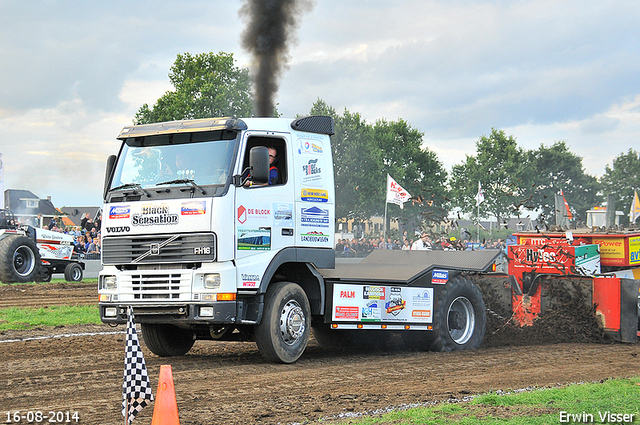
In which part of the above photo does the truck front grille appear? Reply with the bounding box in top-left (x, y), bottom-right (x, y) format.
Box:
top-left (119, 270), bottom-right (192, 300)
top-left (102, 232), bottom-right (216, 265)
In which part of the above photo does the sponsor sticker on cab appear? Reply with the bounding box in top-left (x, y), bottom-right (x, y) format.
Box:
top-left (301, 188), bottom-right (328, 203)
top-left (432, 269), bottom-right (449, 284)
top-left (181, 200), bottom-right (206, 215)
top-left (109, 205), bottom-right (130, 219)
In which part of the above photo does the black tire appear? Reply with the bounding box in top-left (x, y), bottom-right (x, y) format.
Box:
top-left (35, 266), bottom-right (52, 283)
top-left (0, 235), bottom-right (41, 283)
top-left (64, 262), bottom-right (83, 282)
top-left (400, 331), bottom-right (435, 351)
top-left (430, 275), bottom-right (486, 352)
top-left (312, 324), bottom-right (351, 349)
top-left (255, 281), bottom-right (311, 363)
top-left (141, 323), bottom-right (195, 356)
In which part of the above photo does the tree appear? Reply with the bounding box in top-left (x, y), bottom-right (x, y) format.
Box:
top-left (309, 99), bottom-right (448, 235)
top-left (134, 52), bottom-right (252, 124)
top-left (600, 149), bottom-right (640, 225)
top-left (523, 141), bottom-right (600, 227)
top-left (310, 99), bottom-right (382, 220)
top-left (449, 129), bottom-right (525, 228)
top-left (372, 118), bottom-right (448, 233)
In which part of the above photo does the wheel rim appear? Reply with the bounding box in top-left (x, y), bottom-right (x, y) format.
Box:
top-left (72, 267), bottom-right (82, 280)
top-left (279, 300), bottom-right (306, 346)
top-left (447, 296), bottom-right (475, 345)
top-left (13, 245), bottom-right (36, 277)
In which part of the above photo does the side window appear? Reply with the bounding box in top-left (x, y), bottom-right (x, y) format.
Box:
top-left (243, 136), bottom-right (287, 186)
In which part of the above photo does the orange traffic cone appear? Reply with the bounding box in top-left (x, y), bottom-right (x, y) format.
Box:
top-left (151, 365), bottom-right (180, 425)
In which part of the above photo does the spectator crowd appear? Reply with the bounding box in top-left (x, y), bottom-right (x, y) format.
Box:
top-left (335, 231), bottom-right (506, 257)
top-left (27, 212), bottom-right (102, 259)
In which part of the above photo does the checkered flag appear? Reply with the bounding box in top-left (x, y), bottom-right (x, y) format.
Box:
top-left (122, 307), bottom-right (153, 424)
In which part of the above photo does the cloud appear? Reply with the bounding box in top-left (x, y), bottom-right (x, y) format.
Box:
top-left (1, 0), bottom-right (640, 209)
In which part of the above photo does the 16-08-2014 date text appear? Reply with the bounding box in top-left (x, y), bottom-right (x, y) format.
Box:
top-left (4, 411), bottom-right (79, 423)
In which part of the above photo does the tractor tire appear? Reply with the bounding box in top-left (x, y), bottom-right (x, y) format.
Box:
top-left (64, 262), bottom-right (83, 282)
top-left (0, 235), bottom-right (41, 283)
top-left (255, 281), bottom-right (311, 363)
top-left (35, 266), bottom-right (52, 283)
top-left (141, 323), bottom-right (195, 357)
top-left (430, 275), bottom-right (486, 352)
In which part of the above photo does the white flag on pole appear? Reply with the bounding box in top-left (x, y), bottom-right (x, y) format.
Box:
top-left (630, 190), bottom-right (640, 223)
top-left (386, 174), bottom-right (411, 209)
top-left (475, 181), bottom-right (484, 207)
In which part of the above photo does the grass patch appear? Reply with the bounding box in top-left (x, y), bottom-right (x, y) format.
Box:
top-left (336, 378), bottom-right (640, 424)
top-left (0, 278), bottom-right (97, 286)
top-left (0, 305), bottom-right (101, 330)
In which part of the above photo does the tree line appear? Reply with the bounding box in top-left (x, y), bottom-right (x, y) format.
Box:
top-left (134, 51), bottom-right (640, 229)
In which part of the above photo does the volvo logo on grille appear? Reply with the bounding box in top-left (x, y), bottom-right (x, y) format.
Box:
top-left (132, 235), bottom-right (180, 263)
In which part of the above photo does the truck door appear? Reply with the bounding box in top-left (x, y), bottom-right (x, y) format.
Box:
top-left (234, 132), bottom-right (294, 268)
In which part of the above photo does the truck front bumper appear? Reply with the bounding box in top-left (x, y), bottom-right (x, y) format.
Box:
top-left (99, 301), bottom-right (237, 325)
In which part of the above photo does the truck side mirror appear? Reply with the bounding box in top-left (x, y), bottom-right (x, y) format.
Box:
top-left (249, 146), bottom-right (270, 185)
top-left (103, 155), bottom-right (117, 201)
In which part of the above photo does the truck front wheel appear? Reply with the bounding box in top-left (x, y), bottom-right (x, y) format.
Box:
top-left (141, 324), bottom-right (195, 356)
top-left (0, 235), bottom-right (41, 283)
top-left (255, 281), bottom-right (311, 363)
top-left (430, 275), bottom-right (486, 352)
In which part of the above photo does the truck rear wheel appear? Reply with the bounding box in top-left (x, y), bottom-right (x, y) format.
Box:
top-left (430, 275), bottom-right (486, 352)
top-left (64, 262), bottom-right (83, 282)
top-left (0, 235), bottom-right (41, 283)
top-left (141, 324), bottom-right (195, 356)
top-left (255, 281), bottom-right (310, 363)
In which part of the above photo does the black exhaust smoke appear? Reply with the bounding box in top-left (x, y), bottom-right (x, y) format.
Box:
top-left (240, 0), bottom-right (313, 117)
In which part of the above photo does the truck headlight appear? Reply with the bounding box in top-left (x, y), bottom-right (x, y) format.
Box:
top-left (100, 276), bottom-right (117, 290)
top-left (203, 273), bottom-right (221, 289)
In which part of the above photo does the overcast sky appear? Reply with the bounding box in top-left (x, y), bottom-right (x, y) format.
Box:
top-left (1, 0), bottom-right (639, 208)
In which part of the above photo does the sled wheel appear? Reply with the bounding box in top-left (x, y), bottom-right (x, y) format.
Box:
top-left (64, 262), bottom-right (83, 282)
top-left (255, 281), bottom-right (310, 363)
top-left (430, 275), bottom-right (486, 351)
top-left (141, 323), bottom-right (195, 356)
top-left (35, 266), bottom-right (52, 283)
top-left (0, 235), bottom-right (41, 283)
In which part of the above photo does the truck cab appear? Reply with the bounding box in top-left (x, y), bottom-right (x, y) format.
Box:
top-left (99, 116), bottom-right (335, 363)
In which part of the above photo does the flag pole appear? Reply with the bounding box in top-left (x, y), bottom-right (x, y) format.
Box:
top-left (383, 201), bottom-right (388, 243)
top-left (125, 398), bottom-right (130, 425)
top-left (477, 202), bottom-right (480, 242)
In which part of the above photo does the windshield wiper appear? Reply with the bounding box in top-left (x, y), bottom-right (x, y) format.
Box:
top-left (109, 183), bottom-right (151, 197)
top-left (156, 179), bottom-right (206, 195)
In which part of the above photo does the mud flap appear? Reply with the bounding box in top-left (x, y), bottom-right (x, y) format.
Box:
top-left (593, 277), bottom-right (639, 343)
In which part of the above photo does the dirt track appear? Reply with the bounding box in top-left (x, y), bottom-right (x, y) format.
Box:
top-left (1, 283), bottom-right (639, 425)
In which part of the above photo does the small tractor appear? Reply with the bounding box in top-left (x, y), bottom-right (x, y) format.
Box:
top-left (0, 209), bottom-right (84, 283)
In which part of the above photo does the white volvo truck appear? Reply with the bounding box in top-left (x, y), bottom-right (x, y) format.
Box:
top-left (99, 116), bottom-right (496, 363)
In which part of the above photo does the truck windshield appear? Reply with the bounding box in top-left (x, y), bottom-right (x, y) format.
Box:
top-left (109, 132), bottom-right (238, 193)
